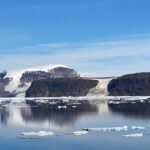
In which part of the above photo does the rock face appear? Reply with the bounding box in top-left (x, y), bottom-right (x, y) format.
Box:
top-left (20, 67), bottom-right (79, 83)
top-left (20, 71), bottom-right (50, 83)
top-left (0, 78), bottom-right (11, 97)
top-left (26, 78), bottom-right (98, 97)
top-left (108, 73), bottom-right (150, 96)
top-left (49, 67), bottom-right (79, 78)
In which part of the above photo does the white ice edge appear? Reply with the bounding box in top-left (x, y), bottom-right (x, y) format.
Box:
top-left (22, 131), bottom-right (55, 137)
top-left (122, 133), bottom-right (143, 138)
top-left (1, 96), bottom-right (150, 101)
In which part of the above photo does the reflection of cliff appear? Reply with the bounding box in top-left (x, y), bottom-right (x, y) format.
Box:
top-left (108, 102), bottom-right (150, 118)
top-left (0, 107), bottom-right (9, 124)
top-left (20, 100), bottom-right (98, 127)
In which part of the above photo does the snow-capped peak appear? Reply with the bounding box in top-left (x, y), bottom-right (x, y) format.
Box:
top-left (5, 64), bottom-right (72, 96)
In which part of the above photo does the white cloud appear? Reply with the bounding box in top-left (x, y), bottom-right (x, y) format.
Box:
top-left (1, 34), bottom-right (150, 76)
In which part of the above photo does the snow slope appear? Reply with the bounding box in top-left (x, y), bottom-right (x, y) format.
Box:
top-left (87, 78), bottom-right (113, 96)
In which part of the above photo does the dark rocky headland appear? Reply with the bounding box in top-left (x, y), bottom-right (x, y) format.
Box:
top-left (26, 78), bottom-right (98, 97)
top-left (108, 73), bottom-right (150, 96)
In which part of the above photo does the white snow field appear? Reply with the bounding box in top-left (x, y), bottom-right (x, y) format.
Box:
top-left (87, 78), bottom-right (113, 96)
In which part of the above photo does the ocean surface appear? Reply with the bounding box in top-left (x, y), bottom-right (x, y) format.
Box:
top-left (0, 97), bottom-right (150, 150)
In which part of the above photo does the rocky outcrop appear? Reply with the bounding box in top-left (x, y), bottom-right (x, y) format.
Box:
top-left (20, 71), bottom-right (50, 83)
top-left (0, 78), bottom-right (11, 97)
top-left (49, 67), bottom-right (79, 78)
top-left (26, 78), bottom-right (98, 97)
top-left (108, 73), bottom-right (150, 96)
top-left (20, 67), bottom-right (79, 84)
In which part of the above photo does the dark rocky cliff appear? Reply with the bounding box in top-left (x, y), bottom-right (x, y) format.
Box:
top-left (26, 78), bottom-right (98, 97)
top-left (108, 73), bottom-right (150, 96)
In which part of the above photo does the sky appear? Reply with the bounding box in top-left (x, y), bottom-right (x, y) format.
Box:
top-left (0, 0), bottom-right (150, 76)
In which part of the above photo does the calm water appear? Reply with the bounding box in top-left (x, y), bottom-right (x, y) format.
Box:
top-left (0, 98), bottom-right (150, 150)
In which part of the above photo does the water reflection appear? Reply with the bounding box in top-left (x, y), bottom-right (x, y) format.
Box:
top-left (0, 100), bottom-right (99, 128)
top-left (22, 100), bottom-right (99, 127)
top-left (1, 99), bottom-right (150, 129)
top-left (108, 101), bottom-right (150, 119)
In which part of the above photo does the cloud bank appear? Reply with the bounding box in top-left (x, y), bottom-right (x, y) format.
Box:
top-left (0, 34), bottom-right (150, 76)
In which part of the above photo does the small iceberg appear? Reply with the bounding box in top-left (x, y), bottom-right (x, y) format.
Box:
top-left (122, 133), bottom-right (143, 138)
top-left (72, 130), bottom-right (88, 136)
top-left (131, 126), bottom-right (145, 130)
top-left (72, 105), bottom-right (77, 108)
top-left (58, 105), bottom-right (67, 109)
top-left (83, 126), bottom-right (128, 132)
top-left (22, 131), bottom-right (55, 137)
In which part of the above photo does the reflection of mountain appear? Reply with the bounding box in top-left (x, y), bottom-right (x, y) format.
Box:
top-left (108, 102), bottom-right (150, 118)
top-left (0, 107), bottom-right (9, 124)
top-left (0, 100), bottom-right (99, 128)
top-left (21, 100), bottom-right (98, 127)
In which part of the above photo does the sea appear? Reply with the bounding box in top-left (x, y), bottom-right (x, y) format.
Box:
top-left (0, 96), bottom-right (150, 150)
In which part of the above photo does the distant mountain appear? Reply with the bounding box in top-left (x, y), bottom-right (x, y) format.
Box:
top-left (2, 64), bottom-right (149, 98)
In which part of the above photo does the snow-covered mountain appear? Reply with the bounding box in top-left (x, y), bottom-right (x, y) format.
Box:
top-left (0, 64), bottom-right (114, 98)
top-left (4, 64), bottom-right (79, 97)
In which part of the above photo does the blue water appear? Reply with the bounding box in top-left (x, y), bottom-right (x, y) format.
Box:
top-left (0, 98), bottom-right (150, 150)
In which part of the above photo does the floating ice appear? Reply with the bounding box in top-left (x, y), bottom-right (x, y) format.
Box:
top-left (122, 133), bottom-right (143, 138)
top-left (72, 130), bottom-right (88, 136)
top-left (58, 105), bottom-right (67, 109)
top-left (22, 131), bottom-right (55, 137)
top-left (72, 106), bottom-right (77, 108)
top-left (83, 126), bottom-right (128, 132)
top-left (131, 126), bottom-right (145, 130)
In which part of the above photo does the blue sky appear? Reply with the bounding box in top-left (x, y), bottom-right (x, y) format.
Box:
top-left (0, 0), bottom-right (150, 76)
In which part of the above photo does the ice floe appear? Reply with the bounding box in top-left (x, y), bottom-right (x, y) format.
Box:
top-left (72, 106), bottom-right (77, 108)
top-left (122, 133), bottom-right (143, 138)
top-left (131, 126), bottom-right (145, 130)
top-left (72, 130), bottom-right (88, 136)
top-left (22, 131), bottom-right (55, 137)
top-left (83, 126), bottom-right (128, 132)
top-left (58, 105), bottom-right (67, 109)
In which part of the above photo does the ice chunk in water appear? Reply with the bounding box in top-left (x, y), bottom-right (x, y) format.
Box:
top-left (58, 105), bottom-right (67, 109)
top-left (122, 133), bottom-right (143, 138)
top-left (131, 126), bottom-right (145, 130)
top-left (22, 131), bottom-right (55, 136)
top-left (83, 126), bottom-right (128, 132)
top-left (72, 130), bottom-right (88, 136)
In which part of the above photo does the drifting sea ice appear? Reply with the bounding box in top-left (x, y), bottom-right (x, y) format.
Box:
top-left (122, 133), bottom-right (143, 138)
top-left (58, 105), bottom-right (67, 109)
top-left (131, 126), bottom-right (145, 130)
top-left (83, 126), bottom-right (128, 132)
top-left (22, 131), bottom-right (55, 137)
top-left (72, 130), bottom-right (88, 136)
